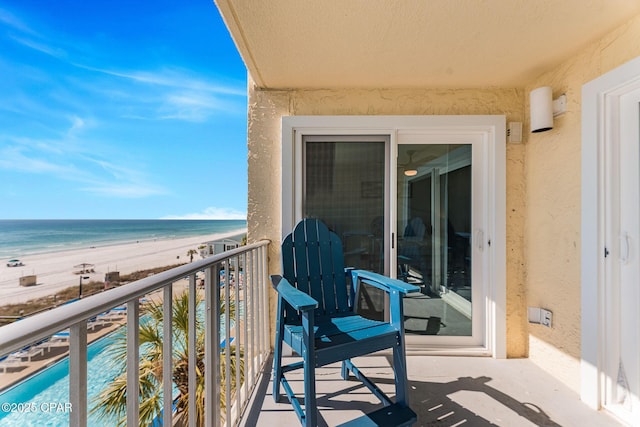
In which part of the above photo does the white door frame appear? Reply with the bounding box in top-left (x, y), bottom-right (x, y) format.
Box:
top-left (281, 115), bottom-right (506, 358)
top-left (581, 55), bottom-right (640, 410)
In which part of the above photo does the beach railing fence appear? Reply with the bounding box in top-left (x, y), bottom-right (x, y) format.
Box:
top-left (0, 239), bottom-right (271, 427)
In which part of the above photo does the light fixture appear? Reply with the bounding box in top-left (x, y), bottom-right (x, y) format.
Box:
top-left (530, 86), bottom-right (567, 133)
top-left (402, 149), bottom-right (418, 176)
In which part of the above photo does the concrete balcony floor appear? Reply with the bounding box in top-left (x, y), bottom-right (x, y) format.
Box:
top-left (242, 354), bottom-right (624, 427)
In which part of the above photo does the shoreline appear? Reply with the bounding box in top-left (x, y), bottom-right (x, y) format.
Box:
top-left (0, 229), bottom-right (246, 306)
top-left (0, 226), bottom-right (248, 259)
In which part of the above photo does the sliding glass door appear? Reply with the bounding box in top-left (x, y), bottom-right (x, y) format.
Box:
top-left (284, 116), bottom-right (505, 354)
top-left (394, 128), bottom-right (489, 348)
top-left (397, 144), bottom-right (476, 339)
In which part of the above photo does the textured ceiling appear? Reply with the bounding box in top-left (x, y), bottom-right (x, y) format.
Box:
top-left (215, 0), bottom-right (640, 89)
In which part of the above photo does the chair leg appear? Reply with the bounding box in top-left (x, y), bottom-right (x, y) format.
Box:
top-left (390, 290), bottom-right (410, 406)
top-left (302, 310), bottom-right (317, 427)
top-left (303, 352), bottom-right (317, 427)
top-left (392, 344), bottom-right (409, 406)
top-left (273, 301), bottom-right (286, 402)
top-left (272, 337), bottom-right (283, 402)
top-left (341, 359), bottom-right (351, 380)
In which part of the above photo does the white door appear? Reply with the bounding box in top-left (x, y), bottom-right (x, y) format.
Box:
top-left (604, 85), bottom-right (640, 425)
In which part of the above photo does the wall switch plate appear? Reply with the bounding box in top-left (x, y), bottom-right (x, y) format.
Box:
top-left (528, 306), bottom-right (553, 327)
top-left (541, 309), bottom-right (552, 327)
top-left (508, 122), bottom-right (523, 143)
top-left (527, 306), bottom-right (541, 323)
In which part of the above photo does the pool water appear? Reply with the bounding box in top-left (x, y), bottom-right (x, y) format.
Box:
top-left (0, 304), bottom-right (240, 426)
top-left (0, 335), bottom-right (121, 426)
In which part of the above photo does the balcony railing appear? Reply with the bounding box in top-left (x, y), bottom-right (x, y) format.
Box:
top-left (0, 240), bottom-right (271, 427)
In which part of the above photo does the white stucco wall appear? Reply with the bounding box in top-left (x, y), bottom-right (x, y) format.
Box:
top-left (524, 13), bottom-right (640, 391)
top-left (247, 85), bottom-right (528, 357)
top-left (246, 12), bottom-right (640, 395)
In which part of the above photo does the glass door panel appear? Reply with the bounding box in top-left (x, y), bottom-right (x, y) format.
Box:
top-left (303, 136), bottom-right (388, 320)
top-left (397, 144), bottom-right (473, 337)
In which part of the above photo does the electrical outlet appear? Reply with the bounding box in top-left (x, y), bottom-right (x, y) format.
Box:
top-left (541, 309), bottom-right (552, 327)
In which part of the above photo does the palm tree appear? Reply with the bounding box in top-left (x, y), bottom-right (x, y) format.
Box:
top-left (187, 249), bottom-right (198, 262)
top-left (92, 290), bottom-right (243, 427)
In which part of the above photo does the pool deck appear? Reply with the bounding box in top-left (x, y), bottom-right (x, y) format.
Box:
top-left (0, 317), bottom-right (126, 392)
top-left (0, 279), bottom-right (186, 392)
top-left (0, 277), bottom-right (242, 393)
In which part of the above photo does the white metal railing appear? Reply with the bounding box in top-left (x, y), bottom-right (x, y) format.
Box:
top-left (0, 240), bottom-right (271, 427)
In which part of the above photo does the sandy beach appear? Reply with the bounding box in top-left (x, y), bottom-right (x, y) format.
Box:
top-left (0, 230), bottom-right (246, 306)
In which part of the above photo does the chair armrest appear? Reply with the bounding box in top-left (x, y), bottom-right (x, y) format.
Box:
top-left (271, 275), bottom-right (318, 311)
top-left (349, 270), bottom-right (420, 295)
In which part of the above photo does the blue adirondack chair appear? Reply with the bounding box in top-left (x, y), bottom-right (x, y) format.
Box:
top-left (272, 219), bottom-right (420, 426)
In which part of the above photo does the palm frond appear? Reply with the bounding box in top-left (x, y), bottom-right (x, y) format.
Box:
top-left (93, 289), bottom-right (246, 427)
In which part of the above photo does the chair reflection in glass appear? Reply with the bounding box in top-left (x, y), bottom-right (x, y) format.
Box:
top-left (398, 217), bottom-right (428, 291)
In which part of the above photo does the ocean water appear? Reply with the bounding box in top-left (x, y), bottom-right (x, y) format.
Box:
top-left (0, 219), bottom-right (247, 259)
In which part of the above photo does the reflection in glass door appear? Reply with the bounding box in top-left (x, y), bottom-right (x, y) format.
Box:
top-left (303, 136), bottom-right (388, 320)
top-left (397, 144), bottom-right (473, 337)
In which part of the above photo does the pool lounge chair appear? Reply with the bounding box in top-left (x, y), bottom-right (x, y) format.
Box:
top-left (50, 330), bottom-right (70, 343)
top-left (0, 354), bottom-right (27, 372)
top-left (12, 345), bottom-right (45, 362)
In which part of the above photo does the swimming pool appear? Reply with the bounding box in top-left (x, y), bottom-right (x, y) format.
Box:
top-left (0, 334), bottom-right (121, 426)
top-left (0, 303), bottom-right (240, 426)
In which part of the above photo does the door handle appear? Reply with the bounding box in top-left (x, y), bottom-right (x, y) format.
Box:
top-left (620, 233), bottom-right (630, 264)
top-left (476, 229), bottom-right (484, 252)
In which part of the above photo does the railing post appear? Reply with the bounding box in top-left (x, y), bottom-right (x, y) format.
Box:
top-left (249, 250), bottom-right (257, 380)
top-left (204, 265), bottom-right (219, 427)
top-left (126, 300), bottom-right (140, 427)
top-left (204, 269), bottom-right (212, 427)
top-left (224, 259), bottom-right (232, 424)
top-left (242, 251), bottom-right (250, 400)
top-left (163, 284), bottom-right (173, 427)
top-left (260, 245), bottom-right (269, 359)
top-left (235, 254), bottom-right (242, 423)
top-left (69, 321), bottom-right (87, 427)
top-left (188, 274), bottom-right (197, 427)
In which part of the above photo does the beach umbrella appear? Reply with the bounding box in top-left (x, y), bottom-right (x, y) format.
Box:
top-left (74, 263), bottom-right (94, 273)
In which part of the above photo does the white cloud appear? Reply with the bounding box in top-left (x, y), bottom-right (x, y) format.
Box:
top-left (0, 8), bottom-right (67, 59)
top-left (66, 65), bottom-right (245, 122)
top-left (0, 8), bottom-right (35, 35)
top-left (0, 144), bottom-right (81, 176)
top-left (162, 207), bottom-right (246, 220)
top-left (157, 92), bottom-right (232, 122)
top-left (0, 138), bottom-right (168, 199)
top-left (9, 35), bottom-right (66, 59)
top-left (80, 182), bottom-right (166, 198)
top-left (68, 115), bottom-right (88, 134)
top-left (78, 65), bottom-right (246, 97)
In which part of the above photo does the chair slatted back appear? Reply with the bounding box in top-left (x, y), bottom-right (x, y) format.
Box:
top-left (281, 219), bottom-right (351, 323)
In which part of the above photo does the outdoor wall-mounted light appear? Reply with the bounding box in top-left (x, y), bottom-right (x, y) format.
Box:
top-left (530, 86), bottom-right (567, 133)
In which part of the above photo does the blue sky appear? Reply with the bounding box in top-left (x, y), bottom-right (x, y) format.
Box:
top-left (0, 1), bottom-right (248, 219)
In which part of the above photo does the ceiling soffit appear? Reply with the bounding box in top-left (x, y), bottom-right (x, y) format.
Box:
top-left (215, 0), bottom-right (640, 89)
